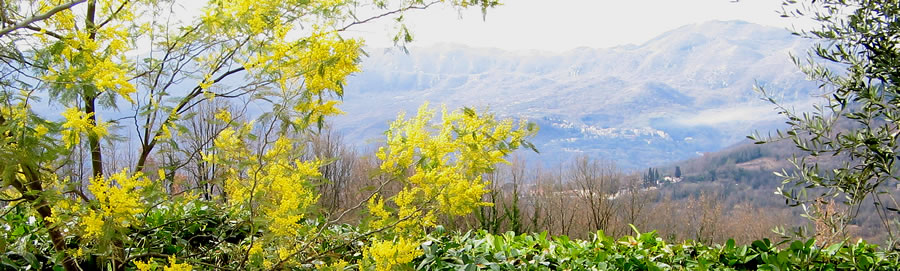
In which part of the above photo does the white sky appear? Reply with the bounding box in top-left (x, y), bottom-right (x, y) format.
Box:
top-left (344, 0), bottom-right (807, 52)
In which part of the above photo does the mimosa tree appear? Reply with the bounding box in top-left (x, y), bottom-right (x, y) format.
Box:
top-left (0, 0), bottom-right (538, 270)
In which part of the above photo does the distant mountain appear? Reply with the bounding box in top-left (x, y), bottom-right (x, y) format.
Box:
top-left (334, 20), bottom-right (820, 169)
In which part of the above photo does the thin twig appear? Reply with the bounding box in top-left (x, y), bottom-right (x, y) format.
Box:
top-left (0, 0), bottom-right (86, 38)
top-left (338, 0), bottom-right (440, 32)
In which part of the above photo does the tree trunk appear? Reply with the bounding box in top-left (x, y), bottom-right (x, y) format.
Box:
top-left (84, 95), bottom-right (103, 178)
top-left (17, 165), bottom-right (79, 271)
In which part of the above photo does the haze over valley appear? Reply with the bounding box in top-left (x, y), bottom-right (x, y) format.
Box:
top-left (335, 20), bottom-right (819, 169)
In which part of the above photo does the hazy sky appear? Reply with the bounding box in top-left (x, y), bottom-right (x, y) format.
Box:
top-left (345, 0), bottom-right (805, 52)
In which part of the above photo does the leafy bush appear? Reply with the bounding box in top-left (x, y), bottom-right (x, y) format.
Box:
top-left (415, 228), bottom-right (900, 270)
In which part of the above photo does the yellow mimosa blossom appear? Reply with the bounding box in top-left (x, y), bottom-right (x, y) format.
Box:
top-left (133, 260), bottom-right (153, 271)
top-left (210, 122), bottom-right (323, 268)
top-left (81, 169), bottom-right (150, 240)
top-left (364, 103), bottom-right (536, 268)
top-left (316, 259), bottom-right (349, 271)
top-left (34, 125), bottom-right (48, 137)
top-left (164, 256), bottom-right (192, 271)
top-left (81, 210), bottom-right (105, 239)
top-left (214, 109), bottom-right (232, 122)
top-left (363, 237), bottom-right (423, 271)
top-left (38, 0), bottom-right (139, 103)
top-left (248, 243), bottom-right (263, 257)
top-left (199, 74), bottom-right (213, 90)
top-left (60, 107), bottom-right (110, 148)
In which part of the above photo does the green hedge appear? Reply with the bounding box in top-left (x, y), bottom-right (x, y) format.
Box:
top-left (4, 201), bottom-right (898, 271)
top-left (414, 227), bottom-right (900, 270)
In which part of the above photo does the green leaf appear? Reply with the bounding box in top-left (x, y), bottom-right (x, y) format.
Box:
top-left (823, 242), bottom-right (842, 256)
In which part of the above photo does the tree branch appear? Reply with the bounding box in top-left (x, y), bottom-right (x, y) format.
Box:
top-left (337, 0), bottom-right (440, 32)
top-left (0, 0), bottom-right (86, 38)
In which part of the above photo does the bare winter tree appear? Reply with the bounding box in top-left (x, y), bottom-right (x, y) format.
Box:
top-left (689, 191), bottom-right (724, 243)
top-left (570, 155), bottom-right (619, 234)
top-left (524, 166), bottom-right (552, 234)
top-left (304, 128), bottom-right (360, 213)
top-left (617, 175), bottom-right (655, 235)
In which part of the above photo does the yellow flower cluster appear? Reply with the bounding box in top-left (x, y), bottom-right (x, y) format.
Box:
top-left (208, 115), bottom-right (323, 267)
top-left (364, 103), bottom-right (537, 268)
top-left (212, 112), bottom-right (321, 237)
top-left (0, 101), bottom-right (27, 150)
top-left (206, 118), bottom-right (254, 165)
top-left (38, 0), bottom-right (138, 102)
top-left (201, 0), bottom-right (361, 130)
top-left (208, 124), bottom-right (254, 205)
top-left (363, 237), bottom-right (423, 271)
top-left (202, 0), bottom-right (281, 36)
top-left (133, 260), bottom-right (152, 271)
top-left (223, 138), bottom-right (321, 231)
top-left (375, 104), bottom-right (536, 217)
top-left (0, 189), bottom-right (23, 208)
top-left (163, 256), bottom-right (193, 271)
top-left (367, 195), bottom-right (391, 229)
top-left (259, 137), bottom-right (322, 238)
top-left (202, 0), bottom-right (348, 37)
top-left (82, 169), bottom-right (151, 239)
top-left (60, 107), bottom-right (109, 148)
top-left (133, 256), bottom-right (193, 271)
top-left (367, 190), bottom-right (438, 237)
top-left (265, 30), bottom-right (361, 128)
top-left (297, 31), bottom-right (362, 96)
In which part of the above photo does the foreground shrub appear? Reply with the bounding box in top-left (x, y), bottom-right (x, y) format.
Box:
top-left (416, 228), bottom-right (900, 270)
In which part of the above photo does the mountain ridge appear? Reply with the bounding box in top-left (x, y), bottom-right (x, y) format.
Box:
top-left (335, 20), bottom-right (820, 169)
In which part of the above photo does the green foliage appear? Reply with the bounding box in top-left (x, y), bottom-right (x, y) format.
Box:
top-left (0, 205), bottom-right (55, 270)
top-left (415, 229), bottom-right (900, 270)
top-left (751, 0), bottom-right (900, 244)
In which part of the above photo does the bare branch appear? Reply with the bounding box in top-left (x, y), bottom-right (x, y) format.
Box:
top-left (337, 0), bottom-right (440, 32)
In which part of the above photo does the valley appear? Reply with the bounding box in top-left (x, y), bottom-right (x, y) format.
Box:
top-left (336, 20), bottom-right (820, 168)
